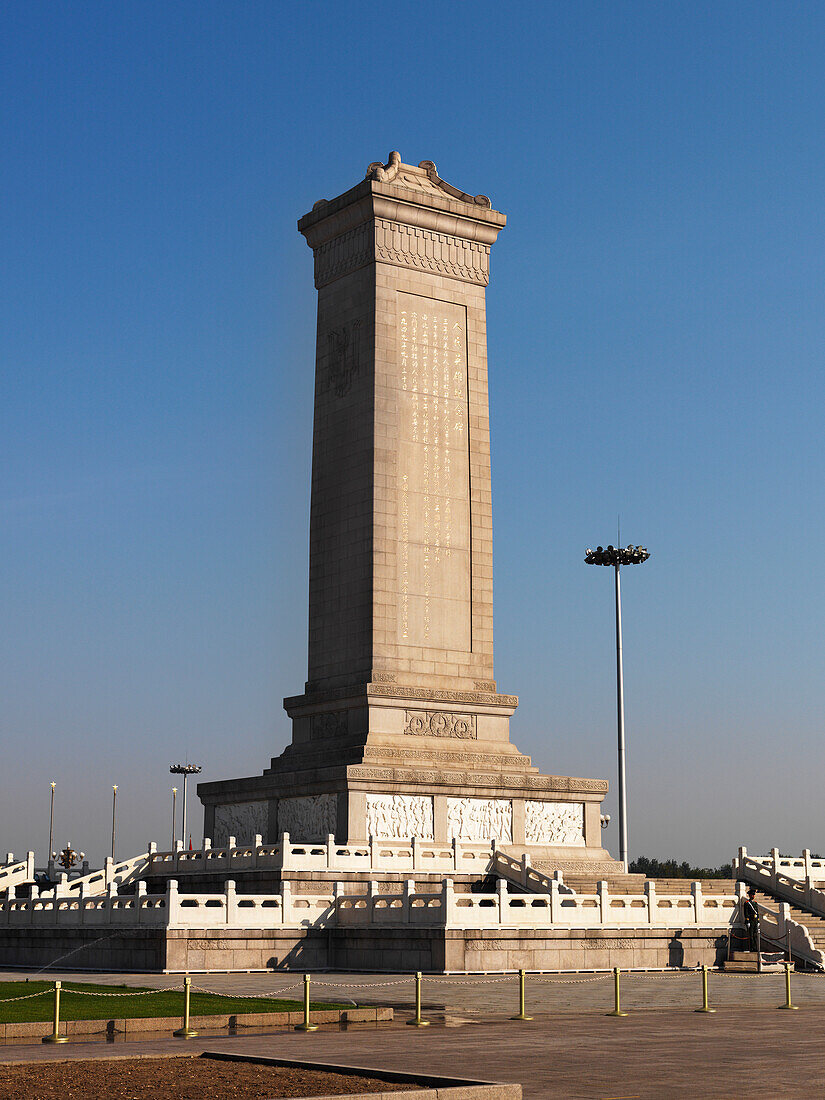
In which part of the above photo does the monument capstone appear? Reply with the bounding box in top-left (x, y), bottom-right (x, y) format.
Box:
top-left (199, 152), bottom-right (614, 866)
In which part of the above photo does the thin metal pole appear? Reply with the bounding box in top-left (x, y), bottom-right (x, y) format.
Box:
top-left (174, 975), bottom-right (199, 1037)
top-left (182, 774), bottom-right (188, 849)
top-left (42, 980), bottom-right (69, 1043)
top-left (779, 961), bottom-right (798, 1010)
top-left (406, 971), bottom-right (430, 1027)
top-left (171, 788), bottom-right (177, 849)
top-left (295, 973), bottom-right (319, 1031)
top-left (511, 968), bottom-right (533, 1021)
top-left (111, 786), bottom-right (118, 862)
top-left (607, 966), bottom-right (628, 1017)
top-left (614, 564), bottom-right (628, 873)
top-left (695, 964), bottom-right (715, 1013)
top-left (48, 782), bottom-right (56, 863)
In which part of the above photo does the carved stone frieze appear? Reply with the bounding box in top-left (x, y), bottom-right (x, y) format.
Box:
top-left (278, 794), bottom-right (337, 843)
top-left (404, 710), bottom-right (477, 739)
top-left (375, 219), bottom-right (490, 285)
top-left (365, 794), bottom-right (434, 840)
top-left (312, 222), bottom-right (372, 288)
top-left (447, 798), bottom-right (513, 842)
top-left (213, 801), bottom-right (269, 847)
top-left (524, 801), bottom-right (585, 847)
top-left (367, 684), bottom-right (518, 707)
top-left (362, 746), bottom-right (531, 769)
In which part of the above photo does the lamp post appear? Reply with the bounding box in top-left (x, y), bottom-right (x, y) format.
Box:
top-left (585, 543), bottom-right (650, 872)
top-left (171, 787), bottom-right (178, 849)
top-left (48, 782), bottom-right (56, 869)
top-left (169, 764), bottom-right (202, 849)
top-left (111, 786), bottom-right (118, 862)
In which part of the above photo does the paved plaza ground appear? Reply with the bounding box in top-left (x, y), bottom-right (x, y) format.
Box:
top-left (2, 970), bottom-right (825, 1096)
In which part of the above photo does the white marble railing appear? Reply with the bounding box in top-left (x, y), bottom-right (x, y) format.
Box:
top-left (50, 851), bottom-right (152, 897)
top-left (0, 876), bottom-right (739, 933)
top-left (733, 849), bottom-right (825, 920)
top-left (0, 852), bottom-right (35, 894)
top-left (734, 847), bottom-right (825, 884)
top-left (492, 849), bottom-right (563, 893)
top-left (1, 884), bottom-right (169, 928)
top-left (444, 879), bottom-right (737, 930)
top-left (146, 835), bottom-right (497, 878)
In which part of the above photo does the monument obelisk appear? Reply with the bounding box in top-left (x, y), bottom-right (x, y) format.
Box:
top-left (200, 153), bottom-right (614, 866)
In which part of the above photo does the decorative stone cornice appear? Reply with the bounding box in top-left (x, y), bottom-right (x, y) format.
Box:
top-left (298, 153), bottom-right (505, 288)
top-left (284, 683), bottom-right (518, 715)
top-left (364, 152), bottom-right (492, 209)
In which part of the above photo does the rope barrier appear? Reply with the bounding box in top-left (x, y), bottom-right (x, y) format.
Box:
top-left (0, 990), bottom-right (50, 1003)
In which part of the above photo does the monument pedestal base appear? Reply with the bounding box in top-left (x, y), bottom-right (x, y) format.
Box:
top-left (200, 682), bottom-right (614, 871)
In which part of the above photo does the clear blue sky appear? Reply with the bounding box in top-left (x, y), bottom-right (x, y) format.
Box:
top-left (2, 2), bottom-right (823, 867)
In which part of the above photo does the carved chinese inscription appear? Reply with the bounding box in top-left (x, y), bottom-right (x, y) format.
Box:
top-left (397, 293), bottom-right (470, 651)
top-left (404, 710), bottom-right (477, 739)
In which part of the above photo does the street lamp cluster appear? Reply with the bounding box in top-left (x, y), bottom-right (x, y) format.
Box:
top-left (585, 540), bottom-right (651, 873)
top-left (169, 764), bottom-right (202, 850)
top-left (585, 544), bottom-right (650, 567)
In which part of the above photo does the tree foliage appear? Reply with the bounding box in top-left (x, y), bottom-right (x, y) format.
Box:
top-left (629, 855), bottom-right (733, 879)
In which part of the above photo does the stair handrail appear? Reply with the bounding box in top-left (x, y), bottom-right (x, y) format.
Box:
top-left (734, 848), bottom-right (825, 920)
top-left (745, 889), bottom-right (825, 970)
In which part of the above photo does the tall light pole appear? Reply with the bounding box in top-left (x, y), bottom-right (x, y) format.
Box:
top-left (48, 782), bottom-right (56, 866)
top-left (169, 764), bottom-right (202, 849)
top-left (585, 543), bottom-right (650, 873)
top-left (111, 785), bottom-right (118, 861)
top-left (171, 787), bottom-right (178, 850)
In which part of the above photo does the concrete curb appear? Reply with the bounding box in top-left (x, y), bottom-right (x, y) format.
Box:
top-left (204, 1051), bottom-right (522, 1099)
top-left (0, 1005), bottom-right (392, 1042)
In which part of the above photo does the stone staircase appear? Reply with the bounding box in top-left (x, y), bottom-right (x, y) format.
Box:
top-left (750, 887), bottom-right (825, 958)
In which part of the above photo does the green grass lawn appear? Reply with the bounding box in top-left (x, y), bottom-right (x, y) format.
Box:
top-left (0, 981), bottom-right (347, 1022)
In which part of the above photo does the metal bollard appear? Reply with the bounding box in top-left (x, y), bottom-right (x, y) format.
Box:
top-left (695, 964), bottom-right (715, 1013)
top-left (42, 980), bottom-right (70, 1044)
top-left (606, 966), bottom-right (628, 1017)
top-left (778, 961), bottom-right (799, 1010)
top-left (173, 975), bottom-right (199, 1038)
top-left (406, 970), bottom-right (430, 1027)
top-left (295, 973), bottom-right (319, 1031)
top-left (511, 968), bottom-right (533, 1021)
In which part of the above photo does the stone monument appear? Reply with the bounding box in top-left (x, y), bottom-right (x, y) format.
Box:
top-left (200, 153), bottom-right (615, 869)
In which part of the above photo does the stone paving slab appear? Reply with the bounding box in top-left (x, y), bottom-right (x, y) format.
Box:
top-left (0, 1007), bottom-right (824, 1097)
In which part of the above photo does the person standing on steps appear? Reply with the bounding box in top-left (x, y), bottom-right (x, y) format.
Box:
top-left (743, 886), bottom-right (760, 951)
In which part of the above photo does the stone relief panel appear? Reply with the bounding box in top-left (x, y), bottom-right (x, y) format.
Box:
top-left (404, 710), bottom-right (477, 739)
top-left (322, 320), bottom-right (362, 397)
top-left (447, 798), bottom-right (513, 842)
top-left (310, 710), bottom-right (349, 740)
top-left (365, 794), bottom-right (434, 840)
top-left (524, 801), bottom-right (585, 847)
top-left (213, 801), bottom-right (269, 847)
top-left (277, 794), bottom-right (338, 843)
